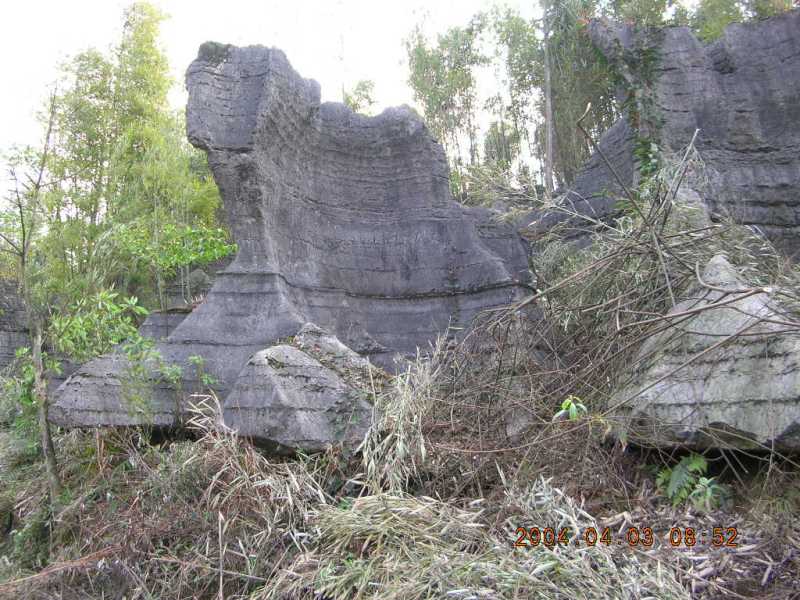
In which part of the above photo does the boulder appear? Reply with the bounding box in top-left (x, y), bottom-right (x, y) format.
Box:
top-left (223, 324), bottom-right (380, 452)
top-left (613, 255), bottom-right (800, 450)
top-left (51, 43), bottom-right (530, 443)
top-left (50, 353), bottom-right (181, 428)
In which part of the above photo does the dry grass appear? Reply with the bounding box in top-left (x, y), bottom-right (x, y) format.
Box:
top-left (2, 141), bottom-right (800, 599)
top-left (259, 478), bottom-right (689, 600)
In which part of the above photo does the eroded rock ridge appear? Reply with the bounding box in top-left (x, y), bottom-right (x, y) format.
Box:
top-left (51, 43), bottom-right (531, 445)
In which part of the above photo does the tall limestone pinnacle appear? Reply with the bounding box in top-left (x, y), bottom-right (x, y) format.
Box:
top-left (50, 42), bottom-right (532, 447)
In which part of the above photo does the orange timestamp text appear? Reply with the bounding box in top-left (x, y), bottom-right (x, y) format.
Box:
top-left (514, 526), bottom-right (739, 549)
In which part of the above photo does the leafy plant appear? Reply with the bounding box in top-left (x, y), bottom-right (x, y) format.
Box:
top-left (113, 222), bottom-right (236, 279)
top-left (342, 79), bottom-right (376, 114)
top-left (188, 354), bottom-right (217, 391)
top-left (2, 347), bottom-right (62, 451)
top-left (553, 395), bottom-right (587, 421)
top-left (689, 476), bottom-right (731, 512)
top-left (120, 333), bottom-right (161, 418)
top-left (656, 453), bottom-right (728, 510)
top-left (50, 290), bottom-right (148, 362)
top-left (657, 453), bottom-right (707, 506)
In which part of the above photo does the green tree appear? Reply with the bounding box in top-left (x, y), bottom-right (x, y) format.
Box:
top-left (0, 1), bottom-right (235, 504)
top-left (482, 120), bottom-right (520, 170)
top-left (491, 2), bottom-right (617, 187)
top-left (1, 104), bottom-right (155, 505)
top-left (406, 14), bottom-right (488, 188)
top-left (0, 97), bottom-right (63, 501)
top-left (741, 0), bottom-right (794, 19)
top-left (343, 80), bottom-right (377, 114)
top-left (39, 2), bottom-right (231, 309)
top-left (613, 0), bottom-right (669, 25)
top-left (108, 111), bottom-right (232, 308)
top-left (692, 0), bottom-right (743, 41)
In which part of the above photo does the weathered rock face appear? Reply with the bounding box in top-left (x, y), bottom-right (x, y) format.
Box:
top-left (0, 280), bottom-right (28, 372)
top-left (574, 10), bottom-right (800, 254)
top-left (613, 255), bottom-right (800, 450)
top-left (137, 308), bottom-right (193, 341)
top-left (183, 42), bottom-right (530, 367)
top-left (51, 43), bottom-right (531, 445)
top-left (223, 324), bottom-right (379, 452)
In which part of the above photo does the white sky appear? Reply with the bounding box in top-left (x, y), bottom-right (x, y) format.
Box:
top-left (1, 0), bottom-right (535, 151)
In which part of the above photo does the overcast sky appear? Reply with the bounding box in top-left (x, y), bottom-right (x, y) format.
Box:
top-left (1, 0), bottom-right (537, 152)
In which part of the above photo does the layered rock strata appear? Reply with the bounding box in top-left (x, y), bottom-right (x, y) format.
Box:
top-left (0, 281), bottom-right (28, 372)
top-left (525, 11), bottom-right (800, 252)
top-left (613, 255), bottom-right (800, 450)
top-left (51, 43), bottom-right (531, 442)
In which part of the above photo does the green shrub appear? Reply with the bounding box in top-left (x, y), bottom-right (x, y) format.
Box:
top-left (656, 453), bottom-right (730, 511)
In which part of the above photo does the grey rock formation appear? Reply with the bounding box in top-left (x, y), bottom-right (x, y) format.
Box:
top-left (613, 255), bottom-right (800, 450)
top-left (50, 353), bottom-right (181, 428)
top-left (0, 280), bottom-right (28, 372)
top-left (294, 322), bottom-right (372, 373)
top-left (138, 308), bottom-right (192, 341)
top-left (223, 324), bottom-right (379, 451)
top-left (51, 43), bottom-right (530, 444)
top-left (578, 10), bottom-right (800, 254)
top-left (520, 118), bottom-right (637, 246)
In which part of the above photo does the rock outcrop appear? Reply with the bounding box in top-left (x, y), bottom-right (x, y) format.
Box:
top-left (0, 280), bottom-right (28, 372)
top-left (613, 255), bottom-right (800, 450)
top-left (138, 308), bottom-right (193, 341)
top-left (51, 43), bottom-right (531, 445)
top-left (528, 10), bottom-right (800, 252)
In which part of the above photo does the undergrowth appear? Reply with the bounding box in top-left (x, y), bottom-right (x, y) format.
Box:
top-left (1, 144), bottom-right (799, 598)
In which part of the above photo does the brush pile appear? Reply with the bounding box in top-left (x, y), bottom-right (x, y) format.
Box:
top-left (1, 144), bottom-right (800, 599)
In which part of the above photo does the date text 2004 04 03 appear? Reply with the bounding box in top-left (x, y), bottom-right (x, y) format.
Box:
top-left (514, 526), bottom-right (739, 549)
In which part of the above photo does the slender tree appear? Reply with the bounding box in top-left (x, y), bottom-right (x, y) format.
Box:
top-left (1, 94), bottom-right (62, 501)
top-left (542, 0), bottom-right (556, 197)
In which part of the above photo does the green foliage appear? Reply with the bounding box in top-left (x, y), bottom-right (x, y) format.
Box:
top-left (405, 0), bottom-right (793, 199)
top-left (633, 136), bottom-right (661, 177)
top-left (342, 80), bottom-right (376, 114)
top-left (50, 291), bottom-right (148, 362)
top-left (542, 0), bottom-right (619, 183)
top-left (4, 1), bottom-right (230, 313)
top-left (657, 453), bottom-right (708, 505)
top-left (489, 1), bottom-right (619, 185)
top-left (656, 453), bottom-right (729, 510)
top-left (1, 353), bottom-right (39, 453)
top-left (414, 2), bottom-right (619, 195)
top-left (482, 120), bottom-right (520, 170)
top-left (614, 0), bottom-right (669, 26)
top-left (553, 394), bottom-right (588, 421)
top-left (406, 15), bottom-right (487, 168)
top-left (740, 0), bottom-right (793, 19)
top-left (188, 353), bottom-right (217, 390)
top-left (689, 476), bottom-right (732, 511)
top-left (113, 221), bottom-right (235, 283)
top-left (1, 348), bottom-right (62, 457)
top-left (692, 0), bottom-right (744, 41)
top-left (9, 506), bottom-right (51, 570)
top-left (119, 334), bottom-right (161, 416)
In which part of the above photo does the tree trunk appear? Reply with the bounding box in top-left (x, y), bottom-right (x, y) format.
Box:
top-left (542, 0), bottom-right (555, 199)
top-left (31, 320), bottom-right (62, 502)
